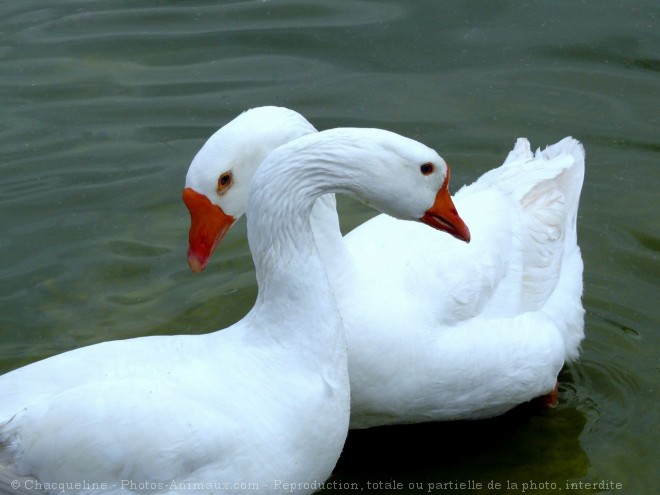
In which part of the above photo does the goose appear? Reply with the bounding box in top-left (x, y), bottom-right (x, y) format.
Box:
top-left (184, 106), bottom-right (585, 429)
top-left (0, 128), bottom-right (466, 493)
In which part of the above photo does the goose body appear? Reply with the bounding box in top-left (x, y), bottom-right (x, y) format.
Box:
top-left (338, 138), bottom-right (585, 426)
top-left (1, 127), bottom-right (460, 492)
top-left (185, 107), bottom-right (585, 429)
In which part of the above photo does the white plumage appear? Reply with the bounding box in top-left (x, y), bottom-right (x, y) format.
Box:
top-left (1, 126), bottom-right (456, 493)
top-left (184, 107), bottom-right (585, 429)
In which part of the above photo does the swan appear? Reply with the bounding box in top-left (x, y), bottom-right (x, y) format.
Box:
top-left (0, 128), bottom-right (466, 493)
top-left (184, 106), bottom-right (585, 429)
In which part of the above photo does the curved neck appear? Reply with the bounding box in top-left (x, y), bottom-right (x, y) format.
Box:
top-left (248, 197), bottom-right (326, 307)
top-left (310, 194), bottom-right (354, 290)
top-left (243, 128), bottom-right (418, 348)
top-left (244, 154), bottom-right (348, 353)
top-left (246, 131), bottom-right (375, 303)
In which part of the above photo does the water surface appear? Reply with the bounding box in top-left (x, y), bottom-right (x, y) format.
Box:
top-left (1, 1), bottom-right (658, 493)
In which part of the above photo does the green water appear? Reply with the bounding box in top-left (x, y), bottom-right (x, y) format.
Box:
top-left (1, 1), bottom-right (658, 493)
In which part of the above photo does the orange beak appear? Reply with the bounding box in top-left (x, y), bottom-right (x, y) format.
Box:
top-left (420, 167), bottom-right (471, 243)
top-left (182, 188), bottom-right (236, 272)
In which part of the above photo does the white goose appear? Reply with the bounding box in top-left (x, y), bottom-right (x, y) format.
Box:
top-left (184, 106), bottom-right (585, 429)
top-left (0, 129), bottom-right (463, 493)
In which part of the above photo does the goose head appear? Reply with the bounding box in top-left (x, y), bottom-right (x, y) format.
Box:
top-left (184, 116), bottom-right (470, 272)
top-left (183, 106), bottom-right (317, 272)
top-left (253, 127), bottom-right (471, 238)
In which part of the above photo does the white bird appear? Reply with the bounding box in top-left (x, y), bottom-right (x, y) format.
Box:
top-left (0, 127), bottom-right (464, 493)
top-left (184, 106), bottom-right (585, 429)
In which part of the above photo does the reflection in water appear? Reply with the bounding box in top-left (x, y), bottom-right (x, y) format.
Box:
top-left (327, 397), bottom-right (589, 494)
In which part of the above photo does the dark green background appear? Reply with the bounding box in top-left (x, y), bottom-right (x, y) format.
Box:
top-left (1, 1), bottom-right (657, 493)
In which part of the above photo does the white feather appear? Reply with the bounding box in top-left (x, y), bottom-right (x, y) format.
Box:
top-left (1, 126), bottom-right (452, 493)
top-left (182, 107), bottom-right (586, 429)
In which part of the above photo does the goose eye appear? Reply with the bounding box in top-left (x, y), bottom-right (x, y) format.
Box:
top-left (217, 172), bottom-right (233, 195)
top-left (420, 162), bottom-right (434, 175)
